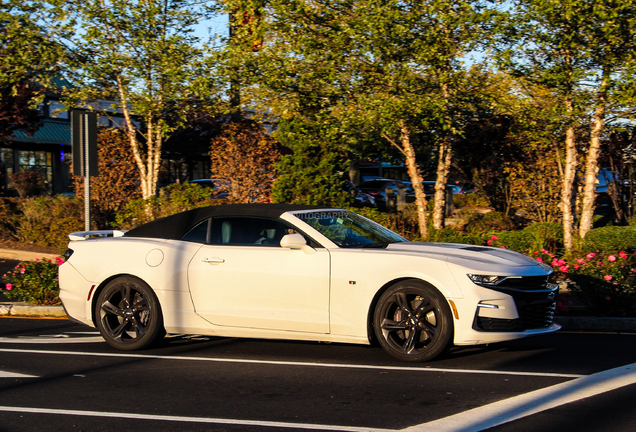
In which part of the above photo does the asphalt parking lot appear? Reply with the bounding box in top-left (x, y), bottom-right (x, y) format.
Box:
top-left (0, 317), bottom-right (635, 432)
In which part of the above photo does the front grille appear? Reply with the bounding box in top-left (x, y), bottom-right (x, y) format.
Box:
top-left (473, 279), bottom-right (557, 332)
top-left (518, 299), bottom-right (556, 328)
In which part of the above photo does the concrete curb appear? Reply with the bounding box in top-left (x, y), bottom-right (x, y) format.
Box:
top-left (0, 248), bottom-right (61, 261)
top-left (0, 303), bottom-right (67, 318)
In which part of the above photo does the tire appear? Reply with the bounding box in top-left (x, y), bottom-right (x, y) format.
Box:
top-left (373, 280), bottom-right (453, 362)
top-left (95, 276), bottom-right (165, 351)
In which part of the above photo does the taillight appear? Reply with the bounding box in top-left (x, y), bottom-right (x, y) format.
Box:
top-left (64, 249), bottom-right (74, 261)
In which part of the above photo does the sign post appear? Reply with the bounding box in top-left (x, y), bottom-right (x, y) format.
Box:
top-left (71, 110), bottom-right (98, 231)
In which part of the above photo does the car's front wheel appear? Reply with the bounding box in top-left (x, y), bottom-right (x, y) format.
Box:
top-left (95, 276), bottom-right (165, 350)
top-left (373, 280), bottom-right (453, 362)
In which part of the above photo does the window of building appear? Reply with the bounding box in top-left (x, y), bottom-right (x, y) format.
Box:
top-left (18, 150), bottom-right (53, 192)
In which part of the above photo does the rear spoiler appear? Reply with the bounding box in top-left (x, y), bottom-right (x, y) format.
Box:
top-left (68, 230), bottom-right (128, 241)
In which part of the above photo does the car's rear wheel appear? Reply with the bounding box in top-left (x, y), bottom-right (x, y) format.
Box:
top-left (373, 280), bottom-right (453, 362)
top-left (95, 276), bottom-right (165, 351)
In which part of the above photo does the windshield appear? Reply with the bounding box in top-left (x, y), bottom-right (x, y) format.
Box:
top-left (294, 210), bottom-right (408, 248)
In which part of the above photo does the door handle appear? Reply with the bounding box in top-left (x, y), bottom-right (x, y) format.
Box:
top-left (202, 257), bottom-right (225, 264)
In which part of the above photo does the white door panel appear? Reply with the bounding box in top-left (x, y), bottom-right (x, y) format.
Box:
top-left (188, 246), bottom-right (330, 333)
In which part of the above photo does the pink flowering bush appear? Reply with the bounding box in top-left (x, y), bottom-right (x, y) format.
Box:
top-left (537, 250), bottom-right (636, 317)
top-left (1, 257), bottom-right (64, 305)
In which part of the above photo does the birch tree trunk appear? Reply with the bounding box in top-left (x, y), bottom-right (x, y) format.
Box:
top-left (562, 121), bottom-right (577, 251)
top-left (432, 82), bottom-right (453, 230)
top-left (383, 122), bottom-right (428, 240)
top-left (433, 135), bottom-right (452, 229)
top-left (116, 74), bottom-right (162, 200)
top-left (579, 77), bottom-right (608, 239)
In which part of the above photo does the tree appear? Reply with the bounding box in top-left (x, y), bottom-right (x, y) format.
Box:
top-left (499, 0), bottom-right (636, 249)
top-left (73, 128), bottom-right (141, 228)
top-left (271, 115), bottom-right (352, 207)
top-left (223, 0), bottom-right (491, 239)
top-left (210, 119), bottom-right (280, 203)
top-left (1, 0), bottom-right (68, 141)
top-left (66, 0), bottom-right (222, 199)
top-left (0, 81), bottom-right (41, 143)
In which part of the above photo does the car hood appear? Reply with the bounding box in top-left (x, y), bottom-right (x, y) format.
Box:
top-left (385, 242), bottom-right (550, 273)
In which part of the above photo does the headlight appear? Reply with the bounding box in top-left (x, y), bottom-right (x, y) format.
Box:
top-left (467, 274), bottom-right (515, 287)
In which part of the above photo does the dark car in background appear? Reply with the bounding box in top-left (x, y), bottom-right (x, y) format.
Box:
top-left (357, 179), bottom-right (408, 208)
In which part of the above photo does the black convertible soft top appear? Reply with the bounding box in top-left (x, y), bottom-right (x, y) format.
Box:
top-left (123, 203), bottom-right (330, 240)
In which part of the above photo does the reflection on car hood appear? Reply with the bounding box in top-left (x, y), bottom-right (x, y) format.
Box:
top-left (386, 242), bottom-right (548, 270)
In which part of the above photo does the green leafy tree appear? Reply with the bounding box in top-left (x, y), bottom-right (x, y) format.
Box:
top-left (222, 0), bottom-right (492, 239)
top-left (1, 0), bottom-right (69, 141)
top-left (498, 0), bottom-right (636, 249)
top-left (65, 0), bottom-right (222, 199)
top-left (271, 115), bottom-right (352, 207)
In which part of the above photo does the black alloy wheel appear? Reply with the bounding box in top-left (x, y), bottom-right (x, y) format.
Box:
top-left (373, 280), bottom-right (453, 362)
top-left (95, 276), bottom-right (165, 350)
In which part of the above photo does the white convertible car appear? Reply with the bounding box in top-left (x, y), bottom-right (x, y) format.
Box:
top-left (59, 204), bottom-right (560, 362)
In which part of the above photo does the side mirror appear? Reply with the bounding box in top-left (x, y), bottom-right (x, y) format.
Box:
top-left (280, 233), bottom-right (316, 255)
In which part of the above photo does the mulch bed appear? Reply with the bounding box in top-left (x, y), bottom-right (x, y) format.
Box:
top-left (0, 240), bottom-right (60, 255)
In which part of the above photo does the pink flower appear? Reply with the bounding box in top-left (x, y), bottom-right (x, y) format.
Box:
top-left (632, 269), bottom-right (636, 274)
top-left (587, 253), bottom-right (596, 259)
top-left (500, 246), bottom-right (506, 249)
top-left (534, 251), bottom-right (539, 256)
top-left (20, 268), bottom-right (25, 274)
top-left (604, 275), bottom-right (613, 281)
top-left (574, 264), bottom-right (579, 270)
top-left (551, 258), bottom-right (559, 266)
top-left (487, 240), bottom-right (493, 245)
top-left (541, 249), bottom-right (549, 254)
top-left (5, 284), bottom-right (11, 291)
top-left (536, 257), bottom-right (543, 263)
top-left (35, 258), bottom-right (40, 261)
top-left (577, 258), bottom-right (585, 264)
top-left (619, 251), bottom-right (628, 259)
top-left (559, 265), bottom-right (569, 273)
top-left (557, 259), bottom-right (566, 266)
top-left (491, 235), bottom-right (498, 241)
top-left (605, 295), bottom-right (612, 301)
top-left (608, 255), bottom-right (617, 262)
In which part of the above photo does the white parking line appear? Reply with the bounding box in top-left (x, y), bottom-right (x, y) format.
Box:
top-left (1, 347), bottom-right (634, 431)
top-left (0, 363), bottom-right (634, 431)
top-left (0, 371), bottom-right (38, 378)
top-left (0, 348), bottom-right (582, 378)
top-left (0, 406), bottom-right (393, 431)
top-left (404, 362), bottom-right (636, 432)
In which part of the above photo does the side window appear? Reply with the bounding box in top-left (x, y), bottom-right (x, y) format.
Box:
top-left (209, 217), bottom-right (295, 246)
top-left (181, 218), bottom-right (210, 243)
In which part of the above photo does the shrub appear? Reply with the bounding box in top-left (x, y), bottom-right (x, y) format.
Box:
top-left (463, 211), bottom-right (515, 234)
top-left (16, 196), bottom-right (84, 252)
top-left (564, 252), bottom-right (636, 317)
top-left (10, 171), bottom-right (46, 197)
top-left (452, 193), bottom-right (490, 209)
top-left (2, 257), bottom-right (64, 305)
top-left (529, 248), bottom-right (636, 317)
top-left (0, 198), bottom-right (19, 241)
top-left (73, 128), bottom-right (141, 228)
top-left (521, 222), bottom-right (563, 254)
top-left (582, 226), bottom-right (636, 253)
